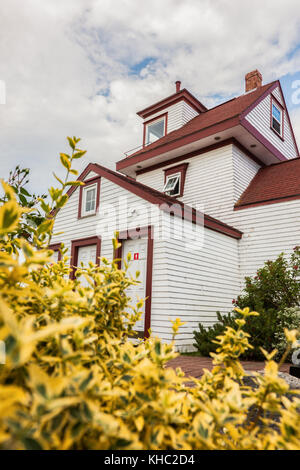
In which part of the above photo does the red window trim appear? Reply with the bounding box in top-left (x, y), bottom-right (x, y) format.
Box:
top-left (163, 162), bottom-right (189, 198)
top-left (270, 94), bottom-right (285, 141)
top-left (135, 138), bottom-right (264, 176)
top-left (78, 176), bottom-right (101, 219)
top-left (48, 243), bottom-right (62, 261)
top-left (143, 112), bottom-right (168, 148)
top-left (70, 236), bottom-right (101, 280)
top-left (114, 225), bottom-right (154, 339)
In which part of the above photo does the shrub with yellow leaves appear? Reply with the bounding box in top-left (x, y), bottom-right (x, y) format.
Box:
top-left (0, 137), bottom-right (299, 450)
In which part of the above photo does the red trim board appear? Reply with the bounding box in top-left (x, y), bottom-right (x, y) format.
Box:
top-left (164, 162), bottom-right (189, 197)
top-left (78, 176), bottom-right (101, 219)
top-left (143, 112), bottom-right (168, 147)
top-left (114, 225), bottom-right (154, 338)
top-left (117, 116), bottom-right (241, 170)
top-left (137, 88), bottom-right (206, 119)
top-left (270, 94), bottom-right (285, 141)
top-left (136, 138), bottom-right (264, 176)
top-left (55, 162), bottom-right (242, 240)
top-left (48, 243), bottom-right (62, 261)
top-left (70, 236), bottom-right (101, 280)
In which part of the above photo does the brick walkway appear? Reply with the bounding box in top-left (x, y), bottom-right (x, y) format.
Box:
top-left (167, 355), bottom-right (290, 380)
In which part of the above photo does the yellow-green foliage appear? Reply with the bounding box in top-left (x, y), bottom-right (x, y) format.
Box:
top-left (0, 139), bottom-right (300, 450)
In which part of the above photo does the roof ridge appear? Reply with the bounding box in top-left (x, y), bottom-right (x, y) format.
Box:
top-left (119, 81), bottom-right (279, 164)
top-left (207, 81), bottom-right (276, 112)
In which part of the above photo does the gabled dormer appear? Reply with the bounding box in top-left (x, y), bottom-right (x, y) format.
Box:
top-left (137, 81), bottom-right (207, 147)
top-left (117, 71), bottom-right (299, 178)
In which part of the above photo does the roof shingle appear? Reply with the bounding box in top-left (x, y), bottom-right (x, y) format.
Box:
top-left (127, 82), bottom-right (276, 158)
top-left (235, 158), bottom-right (300, 209)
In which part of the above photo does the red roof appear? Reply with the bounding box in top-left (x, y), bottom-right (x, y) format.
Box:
top-left (235, 158), bottom-right (300, 209)
top-left (137, 88), bottom-right (207, 118)
top-left (125, 82), bottom-right (277, 159)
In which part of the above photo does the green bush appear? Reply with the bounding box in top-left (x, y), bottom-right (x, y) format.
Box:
top-left (273, 307), bottom-right (300, 357)
top-left (1, 138), bottom-right (300, 450)
top-left (193, 311), bottom-right (236, 356)
top-left (193, 249), bottom-right (300, 361)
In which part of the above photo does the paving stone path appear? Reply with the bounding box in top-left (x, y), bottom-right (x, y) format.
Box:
top-left (167, 356), bottom-right (290, 380)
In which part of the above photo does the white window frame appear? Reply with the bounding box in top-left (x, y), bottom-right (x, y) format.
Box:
top-left (271, 100), bottom-right (283, 137)
top-left (145, 116), bottom-right (166, 146)
top-left (163, 173), bottom-right (181, 197)
top-left (82, 183), bottom-right (97, 217)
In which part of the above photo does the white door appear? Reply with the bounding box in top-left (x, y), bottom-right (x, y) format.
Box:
top-left (122, 238), bottom-right (147, 333)
top-left (51, 250), bottom-right (59, 264)
top-left (77, 244), bottom-right (97, 287)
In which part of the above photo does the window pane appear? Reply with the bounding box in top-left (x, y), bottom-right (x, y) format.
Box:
top-left (85, 187), bottom-right (96, 213)
top-left (164, 176), bottom-right (178, 191)
top-left (164, 175), bottom-right (180, 196)
top-left (272, 104), bottom-right (281, 122)
top-left (170, 178), bottom-right (180, 195)
top-left (272, 117), bottom-right (281, 134)
top-left (146, 118), bottom-right (165, 144)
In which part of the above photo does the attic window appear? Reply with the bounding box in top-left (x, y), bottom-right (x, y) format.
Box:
top-left (163, 173), bottom-right (181, 197)
top-left (78, 177), bottom-right (101, 219)
top-left (83, 184), bottom-right (97, 216)
top-left (271, 97), bottom-right (284, 138)
top-left (163, 163), bottom-right (189, 198)
top-left (144, 114), bottom-right (167, 146)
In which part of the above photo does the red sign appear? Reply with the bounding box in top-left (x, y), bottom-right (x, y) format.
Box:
top-left (134, 253), bottom-right (139, 260)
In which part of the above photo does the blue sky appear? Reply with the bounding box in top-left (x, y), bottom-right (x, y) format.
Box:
top-left (1, 0), bottom-right (300, 194)
top-left (281, 72), bottom-right (300, 110)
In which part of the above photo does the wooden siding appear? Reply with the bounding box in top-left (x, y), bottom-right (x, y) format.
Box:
top-left (245, 86), bottom-right (298, 159)
top-left (143, 100), bottom-right (198, 135)
top-left (222, 199), bottom-right (300, 281)
top-left (137, 144), bottom-right (261, 220)
top-left (232, 145), bottom-right (261, 203)
top-left (160, 212), bottom-right (240, 351)
top-left (272, 86), bottom-right (284, 106)
top-left (51, 170), bottom-right (241, 351)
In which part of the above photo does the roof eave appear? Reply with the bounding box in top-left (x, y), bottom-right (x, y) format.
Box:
top-left (116, 115), bottom-right (240, 171)
top-left (137, 88), bottom-right (207, 118)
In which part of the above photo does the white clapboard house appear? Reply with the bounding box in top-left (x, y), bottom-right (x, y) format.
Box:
top-left (50, 70), bottom-right (300, 351)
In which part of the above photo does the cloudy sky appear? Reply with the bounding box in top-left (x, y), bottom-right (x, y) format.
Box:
top-left (1, 0), bottom-right (300, 194)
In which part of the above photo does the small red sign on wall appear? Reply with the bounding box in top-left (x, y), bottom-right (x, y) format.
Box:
top-left (134, 253), bottom-right (139, 260)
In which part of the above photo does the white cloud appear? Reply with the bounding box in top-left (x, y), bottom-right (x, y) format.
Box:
top-left (0, 0), bottom-right (300, 194)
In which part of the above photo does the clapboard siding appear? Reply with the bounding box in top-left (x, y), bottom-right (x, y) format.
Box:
top-left (161, 213), bottom-right (240, 350)
top-left (51, 173), bottom-right (244, 350)
top-left (220, 199), bottom-right (300, 281)
top-left (182, 101), bottom-right (199, 124)
top-left (51, 171), bottom-right (241, 350)
top-left (143, 100), bottom-right (199, 135)
top-left (232, 146), bottom-right (261, 202)
top-left (245, 86), bottom-right (297, 159)
top-left (137, 144), bottom-right (261, 221)
top-left (272, 86), bottom-right (284, 106)
top-left (137, 144), bottom-right (234, 219)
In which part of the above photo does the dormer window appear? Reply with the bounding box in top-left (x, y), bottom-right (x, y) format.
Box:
top-left (271, 97), bottom-right (284, 138)
top-left (163, 173), bottom-right (181, 196)
top-left (144, 113), bottom-right (167, 146)
top-left (83, 184), bottom-right (97, 215)
top-left (163, 163), bottom-right (189, 198)
top-left (78, 177), bottom-right (101, 219)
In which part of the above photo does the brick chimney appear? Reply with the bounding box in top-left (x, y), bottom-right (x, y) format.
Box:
top-left (175, 80), bottom-right (181, 93)
top-left (245, 70), bottom-right (262, 92)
